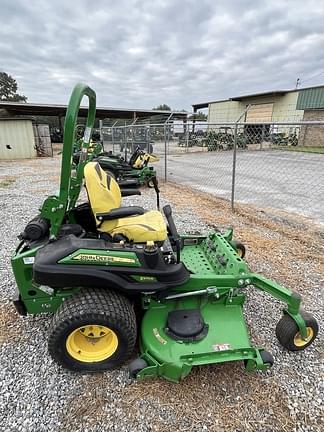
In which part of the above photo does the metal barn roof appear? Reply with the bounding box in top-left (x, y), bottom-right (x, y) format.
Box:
top-left (0, 101), bottom-right (187, 120)
top-left (192, 84), bottom-right (324, 110)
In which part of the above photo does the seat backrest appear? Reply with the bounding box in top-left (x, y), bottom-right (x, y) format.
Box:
top-left (133, 153), bottom-right (159, 169)
top-left (84, 162), bottom-right (122, 231)
top-left (129, 147), bottom-right (142, 167)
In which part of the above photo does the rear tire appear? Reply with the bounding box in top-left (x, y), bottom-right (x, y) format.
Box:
top-left (48, 289), bottom-right (137, 371)
top-left (276, 311), bottom-right (318, 351)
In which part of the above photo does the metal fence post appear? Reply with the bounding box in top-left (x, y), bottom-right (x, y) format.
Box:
top-left (261, 124), bottom-right (265, 150)
top-left (147, 126), bottom-right (150, 153)
top-left (186, 125), bottom-right (189, 152)
top-left (99, 120), bottom-right (103, 150)
top-left (231, 105), bottom-right (251, 211)
top-left (231, 123), bottom-right (238, 211)
top-left (124, 122), bottom-right (127, 160)
top-left (164, 124), bottom-right (167, 182)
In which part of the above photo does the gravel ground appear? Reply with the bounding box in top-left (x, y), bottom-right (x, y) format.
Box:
top-left (0, 156), bottom-right (323, 432)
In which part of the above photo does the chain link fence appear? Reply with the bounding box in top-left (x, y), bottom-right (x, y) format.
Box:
top-left (100, 118), bottom-right (324, 224)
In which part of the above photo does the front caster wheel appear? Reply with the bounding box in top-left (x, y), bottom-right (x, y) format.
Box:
top-left (260, 350), bottom-right (274, 367)
top-left (129, 358), bottom-right (148, 378)
top-left (231, 240), bottom-right (246, 259)
top-left (147, 178), bottom-right (156, 188)
top-left (276, 312), bottom-right (318, 351)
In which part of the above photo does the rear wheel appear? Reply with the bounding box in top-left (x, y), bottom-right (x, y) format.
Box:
top-left (48, 289), bottom-right (137, 371)
top-left (276, 311), bottom-right (318, 351)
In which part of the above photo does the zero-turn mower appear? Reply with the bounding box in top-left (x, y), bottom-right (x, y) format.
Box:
top-left (11, 84), bottom-right (318, 382)
top-left (73, 140), bottom-right (159, 188)
top-left (94, 147), bottom-right (159, 188)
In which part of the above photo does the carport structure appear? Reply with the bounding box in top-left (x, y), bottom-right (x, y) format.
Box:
top-left (0, 100), bottom-right (187, 129)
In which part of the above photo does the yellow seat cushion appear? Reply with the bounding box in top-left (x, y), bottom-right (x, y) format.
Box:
top-left (84, 162), bottom-right (167, 243)
top-left (108, 210), bottom-right (167, 242)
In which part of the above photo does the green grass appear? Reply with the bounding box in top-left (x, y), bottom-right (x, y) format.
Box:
top-left (277, 146), bottom-right (324, 154)
top-left (0, 178), bottom-right (16, 188)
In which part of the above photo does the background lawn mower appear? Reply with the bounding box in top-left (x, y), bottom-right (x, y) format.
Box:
top-left (94, 147), bottom-right (159, 188)
top-left (73, 142), bottom-right (159, 189)
top-left (11, 83), bottom-right (318, 383)
top-left (73, 126), bottom-right (159, 189)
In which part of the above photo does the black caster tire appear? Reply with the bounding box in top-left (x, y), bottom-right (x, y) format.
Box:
top-left (48, 289), bottom-right (137, 372)
top-left (276, 311), bottom-right (318, 351)
top-left (147, 178), bottom-right (156, 188)
top-left (260, 350), bottom-right (274, 367)
top-left (231, 240), bottom-right (246, 259)
top-left (129, 358), bottom-right (148, 378)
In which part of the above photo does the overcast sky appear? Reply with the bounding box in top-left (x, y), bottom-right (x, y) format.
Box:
top-left (2, 0), bottom-right (324, 110)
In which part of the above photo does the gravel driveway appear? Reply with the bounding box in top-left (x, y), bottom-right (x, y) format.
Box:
top-left (157, 149), bottom-right (324, 224)
top-left (0, 156), bottom-right (323, 431)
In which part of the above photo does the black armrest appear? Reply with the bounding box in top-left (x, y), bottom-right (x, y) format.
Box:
top-left (96, 206), bottom-right (145, 221)
top-left (121, 188), bottom-right (141, 197)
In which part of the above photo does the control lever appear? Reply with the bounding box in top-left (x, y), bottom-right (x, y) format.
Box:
top-left (151, 176), bottom-right (160, 210)
top-left (163, 204), bottom-right (181, 263)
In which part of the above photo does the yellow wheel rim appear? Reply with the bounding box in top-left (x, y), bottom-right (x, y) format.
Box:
top-left (66, 325), bottom-right (118, 362)
top-left (237, 248), bottom-right (243, 258)
top-left (293, 327), bottom-right (314, 347)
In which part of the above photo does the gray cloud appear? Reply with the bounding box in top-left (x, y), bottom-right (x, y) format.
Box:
top-left (1, 0), bottom-right (324, 110)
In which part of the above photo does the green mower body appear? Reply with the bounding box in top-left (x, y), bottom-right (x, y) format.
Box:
top-left (95, 153), bottom-right (157, 187)
top-left (11, 83), bottom-right (318, 382)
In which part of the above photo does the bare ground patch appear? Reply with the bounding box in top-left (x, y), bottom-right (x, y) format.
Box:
top-left (59, 364), bottom-right (296, 432)
top-left (0, 303), bottom-right (24, 345)
top-left (0, 176), bottom-right (16, 188)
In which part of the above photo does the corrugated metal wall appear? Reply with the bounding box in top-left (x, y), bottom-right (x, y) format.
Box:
top-left (296, 87), bottom-right (324, 110)
top-left (208, 91), bottom-right (303, 123)
top-left (0, 119), bottom-right (36, 159)
top-left (33, 124), bottom-right (52, 156)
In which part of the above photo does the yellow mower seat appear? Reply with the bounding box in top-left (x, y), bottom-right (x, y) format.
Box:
top-left (84, 162), bottom-right (167, 243)
top-left (133, 153), bottom-right (159, 169)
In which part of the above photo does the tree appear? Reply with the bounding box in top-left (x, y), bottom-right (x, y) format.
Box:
top-left (0, 72), bottom-right (27, 102)
top-left (189, 111), bottom-right (207, 121)
top-left (152, 104), bottom-right (171, 111)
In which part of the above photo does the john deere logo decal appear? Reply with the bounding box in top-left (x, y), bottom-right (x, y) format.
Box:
top-left (73, 254), bottom-right (136, 264)
top-left (132, 275), bottom-right (157, 282)
top-left (58, 249), bottom-right (140, 267)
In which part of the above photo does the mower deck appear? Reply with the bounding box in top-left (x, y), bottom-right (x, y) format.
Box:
top-left (136, 233), bottom-right (265, 382)
top-left (139, 295), bottom-right (262, 382)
